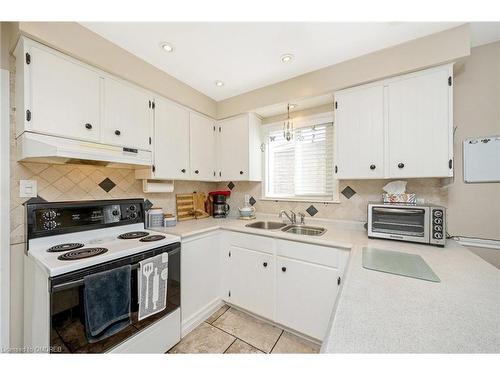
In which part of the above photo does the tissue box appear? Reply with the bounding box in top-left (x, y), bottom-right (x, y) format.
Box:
top-left (382, 193), bottom-right (416, 204)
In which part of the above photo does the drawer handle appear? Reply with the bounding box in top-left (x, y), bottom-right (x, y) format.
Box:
top-left (239, 171), bottom-right (244, 175)
top-left (281, 266), bottom-right (286, 272)
top-left (181, 169), bottom-right (186, 173)
top-left (194, 170), bottom-right (199, 174)
top-left (370, 164), bottom-right (376, 170)
top-left (263, 262), bottom-right (268, 268)
top-left (115, 130), bottom-right (121, 136)
top-left (85, 123), bottom-right (92, 130)
top-left (398, 162), bottom-right (405, 169)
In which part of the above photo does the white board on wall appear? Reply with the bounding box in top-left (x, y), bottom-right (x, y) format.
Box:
top-left (463, 136), bottom-right (500, 183)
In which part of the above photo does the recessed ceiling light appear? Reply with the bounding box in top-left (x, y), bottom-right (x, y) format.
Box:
top-left (289, 104), bottom-right (298, 110)
top-left (215, 80), bottom-right (225, 87)
top-left (281, 53), bottom-right (294, 63)
top-left (160, 42), bottom-right (174, 52)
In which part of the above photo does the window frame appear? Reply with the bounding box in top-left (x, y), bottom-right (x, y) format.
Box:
top-left (261, 111), bottom-right (339, 203)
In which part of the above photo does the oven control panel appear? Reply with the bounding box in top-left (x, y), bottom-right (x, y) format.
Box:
top-left (27, 199), bottom-right (145, 238)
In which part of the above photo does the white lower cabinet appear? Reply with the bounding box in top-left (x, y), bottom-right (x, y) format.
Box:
top-left (226, 246), bottom-right (274, 320)
top-left (275, 256), bottom-right (340, 340)
top-left (222, 231), bottom-right (346, 341)
top-left (181, 232), bottom-right (221, 333)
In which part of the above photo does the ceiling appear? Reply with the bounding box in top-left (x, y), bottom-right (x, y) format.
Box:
top-left (81, 22), bottom-right (472, 101)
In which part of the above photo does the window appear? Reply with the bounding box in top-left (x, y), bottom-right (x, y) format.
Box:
top-left (264, 114), bottom-right (338, 202)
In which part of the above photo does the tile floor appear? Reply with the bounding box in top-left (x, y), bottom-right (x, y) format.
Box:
top-left (168, 305), bottom-right (321, 354)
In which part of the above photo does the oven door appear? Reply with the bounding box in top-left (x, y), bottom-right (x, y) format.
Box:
top-left (48, 243), bottom-right (180, 353)
top-left (368, 205), bottom-right (430, 243)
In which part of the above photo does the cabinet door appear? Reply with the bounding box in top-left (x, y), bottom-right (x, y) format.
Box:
top-left (276, 256), bottom-right (339, 340)
top-left (153, 99), bottom-right (190, 179)
top-left (218, 116), bottom-right (249, 181)
top-left (103, 78), bottom-right (152, 150)
top-left (227, 246), bottom-right (274, 320)
top-left (189, 112), bottom-right (216, 180)
top-left (28, 46), bottom-right (101, 142)
top-left (335, 85), bottom-right (385, 179)
top-left (387, 67), bottom-right (452, 178)
top-left (181, 233), bottom-right (221, 326)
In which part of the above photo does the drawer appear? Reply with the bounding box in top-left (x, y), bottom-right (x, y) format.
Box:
top-left (226, 231), bottom-right (274, 255)
top-left (276, 239), bottom-right (339, 268)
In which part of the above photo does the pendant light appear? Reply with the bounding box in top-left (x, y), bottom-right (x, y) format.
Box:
top-left (283, 104), bottom-right (294, 141)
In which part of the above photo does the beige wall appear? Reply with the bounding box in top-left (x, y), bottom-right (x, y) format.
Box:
top-left (218, 24), bottom-right (471, 119)
top-left (17, 22), bottom-right (217, 118)
top-left (226, 42), bottom-right (500, 241)
top-left (448, 41), bottom-right (500, 240)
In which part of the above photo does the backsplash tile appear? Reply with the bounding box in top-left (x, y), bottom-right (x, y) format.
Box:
top-left (98, 177), bottom-right (116, 193)
top-left (306, 205), bottom-right (318, 217)
top-left (227, 181), bottom-right (235, 190)
top-left (341, 186), bottom-right (356, 199)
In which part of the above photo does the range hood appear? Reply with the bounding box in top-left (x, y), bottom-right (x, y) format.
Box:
top-left (17, 132), bottom-right (152, 168)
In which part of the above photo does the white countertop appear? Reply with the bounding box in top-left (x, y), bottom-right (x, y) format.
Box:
top-left (153, 214), bottom-right (500, 353)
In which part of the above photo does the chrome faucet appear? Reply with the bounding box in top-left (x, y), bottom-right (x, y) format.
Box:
top-left (279, 210), bottom-right (296, 224)
top-left (297, 212), bottom-right (306, 225)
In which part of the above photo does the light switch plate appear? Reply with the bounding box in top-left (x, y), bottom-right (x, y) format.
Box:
top-left (19, 180), bottom-right (37, 198)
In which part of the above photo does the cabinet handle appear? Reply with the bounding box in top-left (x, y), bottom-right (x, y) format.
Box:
top-left (370, 164), bottom-right (376, 170)
top-left (263, 262), bottom-right (268, 268)
top-left (194, 170), bottom-right (199, 174)
top-left (181, 169), bottom-right (186, 173)
top-left (281, 266), bottom-right (286, 272)
top-left (398, 162), bottom-right (405, 169)
top-left (85, 123), bottom-right (92, 130)
top-left (239, 171), bottom-right (244, 175)
top-left (115, 130), bottom-right (121, 136)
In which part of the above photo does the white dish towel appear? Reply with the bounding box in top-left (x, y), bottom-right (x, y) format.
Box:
top-left (138, 252), bottom-right (168, 321)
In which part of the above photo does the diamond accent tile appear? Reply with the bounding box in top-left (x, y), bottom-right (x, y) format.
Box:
top-left (98, 178), bottom-right (116, 193)
top-left (306, 205), bottom-right (318, 217)
top-left (341, 186), bottom-right (356, 199)
top-left (249, 196), bottom-right (256, 206)
top-left (227, 181), bottom-right (235, 190)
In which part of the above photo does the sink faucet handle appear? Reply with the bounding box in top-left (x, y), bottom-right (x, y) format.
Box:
top-left (298, 212), bottom-right (306, 225)
top-left (289, 210), bottom-right (296, 224)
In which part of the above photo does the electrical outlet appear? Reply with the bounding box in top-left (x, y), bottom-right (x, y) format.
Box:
top-left (19, 180), bottom-right (37, 198)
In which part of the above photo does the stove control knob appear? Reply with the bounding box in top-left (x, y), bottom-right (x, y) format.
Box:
top-left (43, 210), bottom-right (56, 220)
top-left (112, 210), bottom-right (120, 216)
top-left (44, 221), bottom-right (57, 230)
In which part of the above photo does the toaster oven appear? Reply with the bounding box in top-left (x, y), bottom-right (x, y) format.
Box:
top-left (367, 203), bottom-right (446, 246)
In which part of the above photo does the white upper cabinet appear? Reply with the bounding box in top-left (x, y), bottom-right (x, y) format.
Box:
top-left (189, 112), bottom-right (217, 181)
top-left (334, 64), bottom-right (453, 179)
top-left (335, 84), bottom-right (385, 179)
top-left (16, 41), bottom-right (101, 142)
top-left (102, 78), bottom-right (153, 151)
top-left (151, 98), bottom-right (191, 180)
top-left (387, 67), bottom-right (453, 178)
top-left (217, 113), bottom-right (262, 181)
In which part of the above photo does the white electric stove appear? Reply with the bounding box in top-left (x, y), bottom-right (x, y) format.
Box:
top-left (24, 198), bottom-right (181, 354)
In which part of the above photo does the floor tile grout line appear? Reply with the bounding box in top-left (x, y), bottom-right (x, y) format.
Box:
top-left (209, 321), bottom-right (266, 354)
top-left (222, 337), bottom-right (238, 354)
top-left (209, 305), bottom-right (231, 325)
top-left (269, 330), bottom-right (285, 354)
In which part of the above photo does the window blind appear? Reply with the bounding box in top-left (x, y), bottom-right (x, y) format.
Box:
top-left (266, 122), bottom-right (334, 199)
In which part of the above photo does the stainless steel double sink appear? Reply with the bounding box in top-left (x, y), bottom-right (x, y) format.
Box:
top-left (245, 221), bottom-right (327, 236)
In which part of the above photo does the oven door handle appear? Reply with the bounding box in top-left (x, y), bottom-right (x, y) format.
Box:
top-left (372, 207), bottom-right (424, 214)
top-left (50, 263), bottom-right (141, 293)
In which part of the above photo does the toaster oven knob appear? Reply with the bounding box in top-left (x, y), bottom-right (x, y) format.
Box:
top-left (434, 225), bottom-right (443, 232)
top-left (434, 218), bottom-right (443, 225)
top-left (434, 210), bottom-right (443, 218)
top-left (129, 205), bottom-right (136, 211)
top-left (112, 210), bottom-right (120, 216)
top-left (434, 232), bottom-right (443, 239)
top-left (129, 212), bottom-right (137, 219)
